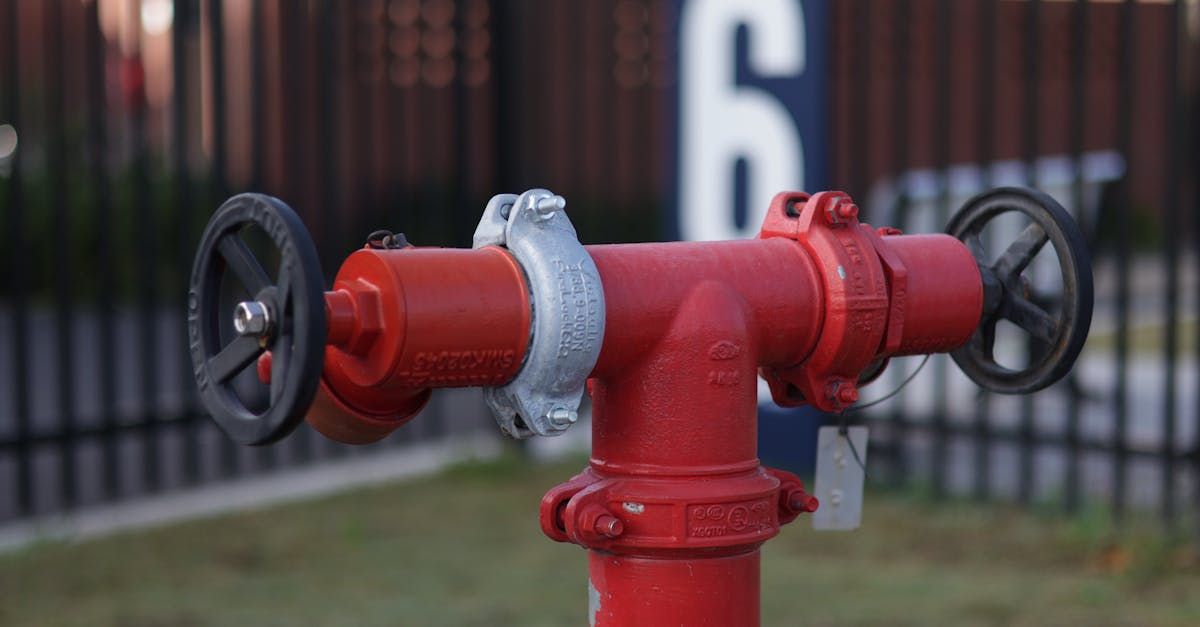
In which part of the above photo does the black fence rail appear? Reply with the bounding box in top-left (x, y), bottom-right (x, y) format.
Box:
top-left (1, 0), bottom-right (1197, 539)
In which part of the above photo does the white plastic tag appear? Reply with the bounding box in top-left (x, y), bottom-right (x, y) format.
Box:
top-left (812, 426), bottom-right (868, 531)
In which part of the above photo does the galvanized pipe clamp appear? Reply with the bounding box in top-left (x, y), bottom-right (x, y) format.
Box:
top-left (473, 189), bottom-right (606, 438)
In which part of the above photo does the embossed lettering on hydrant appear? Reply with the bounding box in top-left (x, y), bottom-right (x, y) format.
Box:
top-left (688, 500), bottom-right (774, 537)
top-left (554, 259), bottom-right (601, 359)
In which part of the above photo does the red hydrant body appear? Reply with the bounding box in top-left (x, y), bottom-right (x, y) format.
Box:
top-left (301, 191), bottom-right (981, 625)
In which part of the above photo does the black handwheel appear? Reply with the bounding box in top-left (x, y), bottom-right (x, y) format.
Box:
top-left (946, 187), bottom-right (1093, 394)
top-left (188, 193), bottom-right (327, 445)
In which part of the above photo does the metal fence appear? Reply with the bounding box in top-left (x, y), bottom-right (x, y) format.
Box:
top-left (837, 0), bottom-right (1199, 538)
top-left (1, 0), bottom-right (1198, 537)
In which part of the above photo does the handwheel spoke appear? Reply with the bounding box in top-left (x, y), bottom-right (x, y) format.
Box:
top-left (1008, 296), bottom-right (1059, 343)
top-left (993, 222), bottom-right (1048, 279)
top-left (218, 234), bottom-right (273, 296)
top-left (209, 335), bottom-right (265, 384)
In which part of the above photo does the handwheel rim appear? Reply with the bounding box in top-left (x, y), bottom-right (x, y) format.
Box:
top-left (188, 193), bottom-right (327, 445)
top-left (946, 187), bottom-right (1094, 394)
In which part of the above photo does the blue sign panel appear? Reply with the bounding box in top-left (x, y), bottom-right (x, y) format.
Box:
top-left (669, 0), bottom-right (830, 242)
top-left (667, 0), bottom-right (832, 473)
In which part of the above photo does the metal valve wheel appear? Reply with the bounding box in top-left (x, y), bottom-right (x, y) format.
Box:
top-left (188, 193), bottom-right (327, 445)
top-left (946, 187), bottom-right (1093, 394)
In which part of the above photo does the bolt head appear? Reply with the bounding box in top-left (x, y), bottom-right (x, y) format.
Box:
top-left (789, 491), bottom-right (819, 513)
top-left (595, 515), bottom-right (624, 538)
top-left (838, 387), bottom-right (859, 405)
top-left (824, 198), bottom-right (859, 225)
top-left (835, 383), bottom-right (859, 406)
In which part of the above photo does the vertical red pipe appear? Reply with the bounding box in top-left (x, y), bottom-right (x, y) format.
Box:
top-left (589, 552), bottom-right (761, 626)
top-left (583, 277), bottom-right (796, 626)
top-left (589, 279), bottom-right (762, 475)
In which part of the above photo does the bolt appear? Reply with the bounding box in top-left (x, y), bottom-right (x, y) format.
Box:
top-left (788, 491), bottom-right (819, 513)
top-left (824, 197), bottom-right (859, 225)
top-left (531, 194), bottom-right (566, 220)
top-left (836, 384), bottom-right (859, 406)
top-left (595, 515), bottom-right (624, 538)
top-left (547, 406), bottom-right (578, 429)
top-left (233, 301), bottom-right (270, 337)
top-left (827, 380), bottom-right (859, 409)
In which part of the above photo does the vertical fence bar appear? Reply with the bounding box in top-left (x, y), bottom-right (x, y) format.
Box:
top-left (1, 0), bottom-right (33, 516)
top-left (249, 0), bottom-right (264, 192)
top-left (888, 0), bottom-right (911, 488)
top-left (45, 0), bottom-right (78, 510)
top-left (316, 0), bottom-right (339, 275)
top-left (316, 0), bottom-right (343, 459)
top-left (279, 3), bottom-right (314, 465)
top-left (565, 0), bottom-right (585, 209)
top-left (350, 0), bottom-right (373, 234)
top-left (851, 0), bottom-right (888, 472)
top-left (930, 0), bottom-right (953, 499)
top-left (175, 0), bottom-right (201, 485)
top-left (973, 0), bottom-right (998, 502)
top-left (1193, 0), bottom-right (1200, 547)
top-left (451, 0), bottom-right (471, 246)
top-left (421, 0), bottom-right (456, 441)
top-left (248, 0), bottom-right (279, 470)
top-left (636, 0), bottom-right (652, 222)
top-left (1160, 0), bottom-right (1182, 534)
top-left (850, 0), bottom-right (870, 204)
top-left (86, 0), bottom-right (120, 501)
top-left (490, 0), bottom-right (515, 194)
top-left (208, 0), bottom-right (238, 477)
top-left (1017, 0), bottom-right (1042, 506)
top-left (1064, 0), bottom-right (1088, 515)
top-left (1112, 0), bottom-right (1135, 524)
top-left (132, 0), bottom-right (162, 495)
top-left (208, 0), bottom-right (228, 199)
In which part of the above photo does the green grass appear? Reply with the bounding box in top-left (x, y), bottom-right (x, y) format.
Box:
top-left (2, 455), bottom-right (1198, 626)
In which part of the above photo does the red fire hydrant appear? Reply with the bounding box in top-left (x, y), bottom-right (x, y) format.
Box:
top-left (189, 187), bottom-right (1091, 625)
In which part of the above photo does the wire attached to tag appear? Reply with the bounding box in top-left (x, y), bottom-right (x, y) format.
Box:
top-left (837, 421), bottom-right (869, 480)
top-left (834, 354), bottom-right (933, 480)
top-left (845, 354), bottom-right (930, 414)
top-left (835, 420), bottom-right (869, 480)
